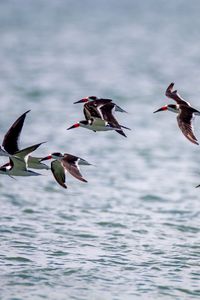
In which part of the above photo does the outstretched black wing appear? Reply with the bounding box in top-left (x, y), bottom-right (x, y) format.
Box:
top-left (99, 103), bottom-right (127, 137)
top-left (2, 110), bottom-right (30, 154)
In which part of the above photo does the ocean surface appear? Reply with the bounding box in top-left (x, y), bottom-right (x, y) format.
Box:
top-left (0, 1), bottom-right (200, 299)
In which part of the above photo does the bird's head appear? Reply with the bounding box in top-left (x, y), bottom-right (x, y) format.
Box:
top-left (73, 96), bottom-right (97, 104)
top-left (154, 104), bottom-right (178, 113)
top-left (67, 120), bottom-right (90, 130)
top-left (153, 105), bottom-right (168, 113)
top-left (40, 152), bottom-right (63, 161)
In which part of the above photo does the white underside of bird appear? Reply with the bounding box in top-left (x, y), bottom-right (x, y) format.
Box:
top-left (80, 118), bottom-right (119, 131)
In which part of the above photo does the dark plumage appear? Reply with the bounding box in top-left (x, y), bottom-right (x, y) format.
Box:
top-left (41, 153), bottom-right (90, 189)
top-left (154, 82), bottom-right (200, 145)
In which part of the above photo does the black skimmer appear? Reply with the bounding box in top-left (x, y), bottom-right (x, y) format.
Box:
top-left (67, 118), bottom-right (120, 133)
top-left (0, 143), bottom-right (44, 177)
top-left (74, 96), bottom-right (127, 113)
top-left (0, 110), bottom-right (49, 169)
top-left (40, 152), bottom-right (90, 189)
top-left (69, 101), bottom-right (130, 137)
top-left (154, 82), bottom-right (200, 145)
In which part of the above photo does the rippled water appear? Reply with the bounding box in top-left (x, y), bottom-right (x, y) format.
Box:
top-left (0, 1), bottom-right (200, 299)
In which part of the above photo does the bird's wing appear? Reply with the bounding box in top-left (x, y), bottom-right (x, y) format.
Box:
top-left (51, 160), bottom-right (67, 189)
top-left (83, 102), bottom-right (102, 120)
top-left (64, 153), bottom-right (91, 165)
top-left (27, 156), bottom-right (50, 170)
top-left (63, 153), bottom-right (80, 162)
top-left (99, 103), bottom-right (127, 137)
top-left (177, 107), bottom-right (199, 145)
top-left (165, 83), bottom-right (190, 106)
top-left (99, 98), bottom-right (127, 113)
top-left (62, 155), bottom-right (87, 182)
top-left (83, 99), bottom-right (113, 120)
top-left (10, 156), bottom-right (27, 170)
top-left (14, 142), bottom-right (44, 167)
top-left (2, 110), bottom-right (30, 154)
top-left (98, 99), bottom-right (113, 103)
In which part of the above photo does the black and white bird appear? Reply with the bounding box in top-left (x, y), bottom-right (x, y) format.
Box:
top-left (154, 82), bottom-right (200, 145)
top-left (67, 118), bottom-right (121, 133)
top-left (40, 152), bottom-right (91, 189)
top-left (0, 110), bottom-right (49, 169)
top-left (69, 98), bottom-right (130, 137)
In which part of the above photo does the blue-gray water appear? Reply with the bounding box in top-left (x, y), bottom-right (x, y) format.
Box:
top-left (0, 1), bottom-right (200, 299)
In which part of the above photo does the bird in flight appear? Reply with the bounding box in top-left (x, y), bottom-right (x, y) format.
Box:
top-left (68, 96), bottom-right (130, 137)
top-left (40, 152), bottom-right (91, 189)
top-left (154, 82), bottom-right (200, 145)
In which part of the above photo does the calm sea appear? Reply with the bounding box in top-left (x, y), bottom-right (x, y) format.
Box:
top-left (0, 1), bottom-right (200, 299)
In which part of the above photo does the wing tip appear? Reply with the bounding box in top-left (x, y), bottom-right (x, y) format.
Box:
top-left (185, 137), bottom-right (199, 145)
top-left (116, 129), bottom-right (127, 137)
top-left (79, 177), bottom-right (88, 183)
top-left (25, 109), bottom-right (31, 114)
top-left (165, 82), bottom-right (175, 96)
top-left (187, 136), bottom-right (199, 145)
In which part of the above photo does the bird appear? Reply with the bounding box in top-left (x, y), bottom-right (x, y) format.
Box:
top-left (69, 99), bottom-right (130, 137)
top-left (74, 96), bottom-right (127, 113)
top-left (40, 152), bottom-right (91, 189)
top-left (154, 82), bottom-right (200, 145)
top-left (0, 143), bottom-right (44, 177)
top-left (67, 118), bottom-right (121, 133)
top-left (0, 110), bottom-right (49, 169)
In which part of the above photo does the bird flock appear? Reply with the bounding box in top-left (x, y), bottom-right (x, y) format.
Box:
top-left (1, 82), bottom-right (200, 189)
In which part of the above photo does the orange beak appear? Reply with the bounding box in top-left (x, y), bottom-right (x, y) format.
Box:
top-left (40, 155), bottom-right (52, 161)
top-left (153, 106), bottom-right (168, 113)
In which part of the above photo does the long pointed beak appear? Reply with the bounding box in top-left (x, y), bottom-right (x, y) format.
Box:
top-left (67, 123), bottom-right (80, 130)
top-left (73, 99), bottom-right (87, 104)
top-left (153, 106), bottom-right (167, 113)
top-left (40, 155), bottom-right (52, 161)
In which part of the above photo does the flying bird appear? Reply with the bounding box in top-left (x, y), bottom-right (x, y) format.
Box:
top-left (67, 118), bottom-right (121, 133)
top-left (69, 98), bottom-right (130, 137)
top-left (40, 152), bottom-right (91, 189)
top-left (154, 82), bottom-right (200, 145)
